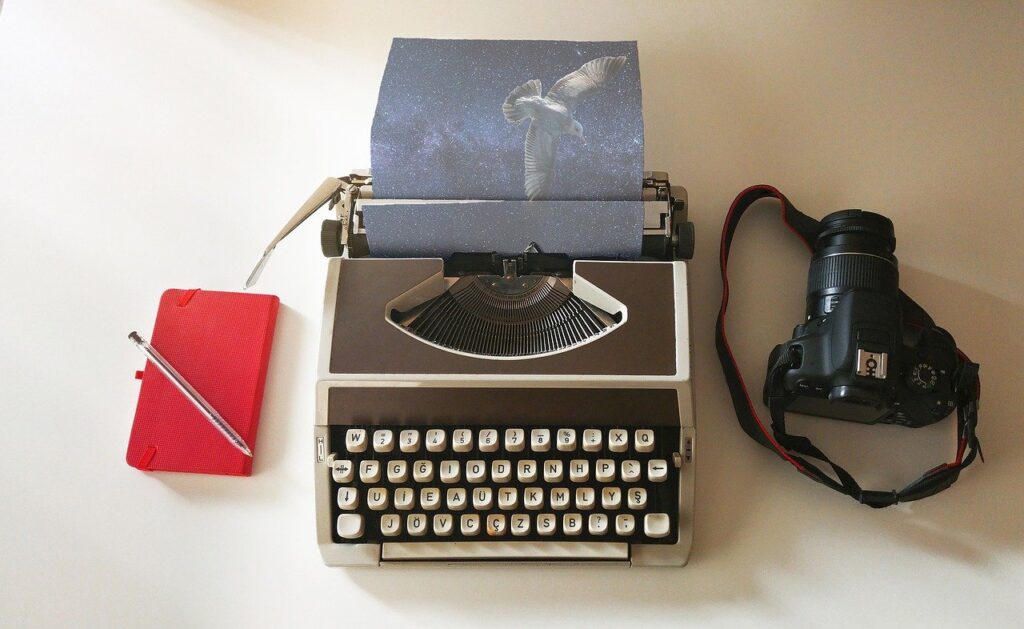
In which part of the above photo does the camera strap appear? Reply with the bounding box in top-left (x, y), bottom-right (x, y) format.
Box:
top-left (715, 185), bottom-right (982, 507)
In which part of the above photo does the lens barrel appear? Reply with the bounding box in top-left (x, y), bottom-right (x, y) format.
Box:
top-left (806, 210), bottom-right (899, 318)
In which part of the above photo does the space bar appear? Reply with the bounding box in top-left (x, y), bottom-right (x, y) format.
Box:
top-left (382, 542), bottom-right (628, 561)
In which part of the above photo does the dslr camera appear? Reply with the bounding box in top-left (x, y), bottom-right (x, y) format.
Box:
top-left (767, 210), bottom-right (960, 427)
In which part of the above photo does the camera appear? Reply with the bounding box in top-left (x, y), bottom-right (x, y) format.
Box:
top-left (766, 209), bottom-right (960, 427)
top-left (719, 185), bottom-right (980, 505)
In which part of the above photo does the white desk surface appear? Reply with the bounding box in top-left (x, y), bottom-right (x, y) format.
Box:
top-left (2, 1), bottom-right (1021, 627)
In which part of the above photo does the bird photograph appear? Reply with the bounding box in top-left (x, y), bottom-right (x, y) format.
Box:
top-left (502, 55), bottom-right (628, 200)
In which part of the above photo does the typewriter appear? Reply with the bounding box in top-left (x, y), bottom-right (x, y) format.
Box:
top-left (244, 38), bottom-right (698, 566)
top-left (250, 169), bottom-right (697, 566)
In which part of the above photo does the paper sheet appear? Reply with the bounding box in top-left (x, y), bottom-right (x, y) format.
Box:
top-left (367, 38), bottom-right (645, 258)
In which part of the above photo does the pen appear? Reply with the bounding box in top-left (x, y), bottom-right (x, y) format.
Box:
top-left (129, 331), bottom-right (253, 457)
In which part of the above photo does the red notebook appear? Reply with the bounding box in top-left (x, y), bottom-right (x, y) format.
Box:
top-left (127, 288), bottom-right (279, 475)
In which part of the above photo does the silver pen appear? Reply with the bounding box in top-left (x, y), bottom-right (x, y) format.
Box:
top-left (129, 331), bottom-right (253, 457)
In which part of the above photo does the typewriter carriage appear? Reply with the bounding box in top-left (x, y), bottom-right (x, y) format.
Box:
top-left (319, 171), bottom-right (693, 264)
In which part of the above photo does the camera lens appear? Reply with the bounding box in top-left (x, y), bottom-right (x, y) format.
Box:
top-left (806, 210), bottom-right (899, 318)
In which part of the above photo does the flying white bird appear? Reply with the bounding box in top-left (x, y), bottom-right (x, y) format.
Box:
top-left (502, 55), bottom-right (627, 200)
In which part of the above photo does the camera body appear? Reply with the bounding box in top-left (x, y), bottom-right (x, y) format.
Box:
top-left (766, 210), bottom-right (959, 427)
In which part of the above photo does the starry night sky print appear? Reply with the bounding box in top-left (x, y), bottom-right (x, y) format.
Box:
top-left (366, 39), bottom-right (645, 259)
top-left (370, 39), bottom-right (644, 201)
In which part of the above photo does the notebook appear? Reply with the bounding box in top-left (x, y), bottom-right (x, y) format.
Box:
top-left (127, 288), bottom-right (279, 476)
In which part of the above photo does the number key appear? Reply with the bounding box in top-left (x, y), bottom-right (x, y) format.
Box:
top-left (479, 429), bottom-right (499, 452)
top-left (373, 429), bottom-right (394, 453)
top-left (399, 429), bottom-right (420, 453)
top-left (426, 429), bottom-right (446, 452)
top-left (452, 428), bottom-right (473, 452)
top-left (505, 428), bottom-right (525, 452)
top-left (530, 429), bottom-right (551, 452)
top-left (557, 428), bottom-right (577, 451)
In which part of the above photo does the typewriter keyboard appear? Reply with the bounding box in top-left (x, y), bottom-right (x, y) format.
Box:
top-left (328, 426), bottom-right (680, 544)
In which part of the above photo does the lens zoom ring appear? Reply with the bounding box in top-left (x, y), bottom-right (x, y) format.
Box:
top-left (808, 254), bottom-right (897, 294)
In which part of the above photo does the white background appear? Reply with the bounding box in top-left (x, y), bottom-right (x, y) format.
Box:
top-left (1, 1), bottom-right (1022, 627)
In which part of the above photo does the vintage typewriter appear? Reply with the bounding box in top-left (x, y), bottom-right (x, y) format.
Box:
top-left (251, 170), bottom-right (697, 566)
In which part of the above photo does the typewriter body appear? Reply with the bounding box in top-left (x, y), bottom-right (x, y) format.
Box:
top-left (304, 171), bottom-right (697, 566)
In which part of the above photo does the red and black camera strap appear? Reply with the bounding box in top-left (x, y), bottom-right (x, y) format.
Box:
top-left (715, 185), bottom-right (982, 508)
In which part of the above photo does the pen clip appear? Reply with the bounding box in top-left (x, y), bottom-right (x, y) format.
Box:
top-left (245, 177), bottom-right (345, 288)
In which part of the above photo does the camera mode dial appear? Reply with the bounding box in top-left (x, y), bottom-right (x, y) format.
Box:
top-left (908, 362), bottom-right (938, 392)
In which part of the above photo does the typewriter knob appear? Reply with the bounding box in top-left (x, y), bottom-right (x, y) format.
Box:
top-left (674, 221), bottom-right (695, 260)
top-left (321, 219), bottom-right (345, 258)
